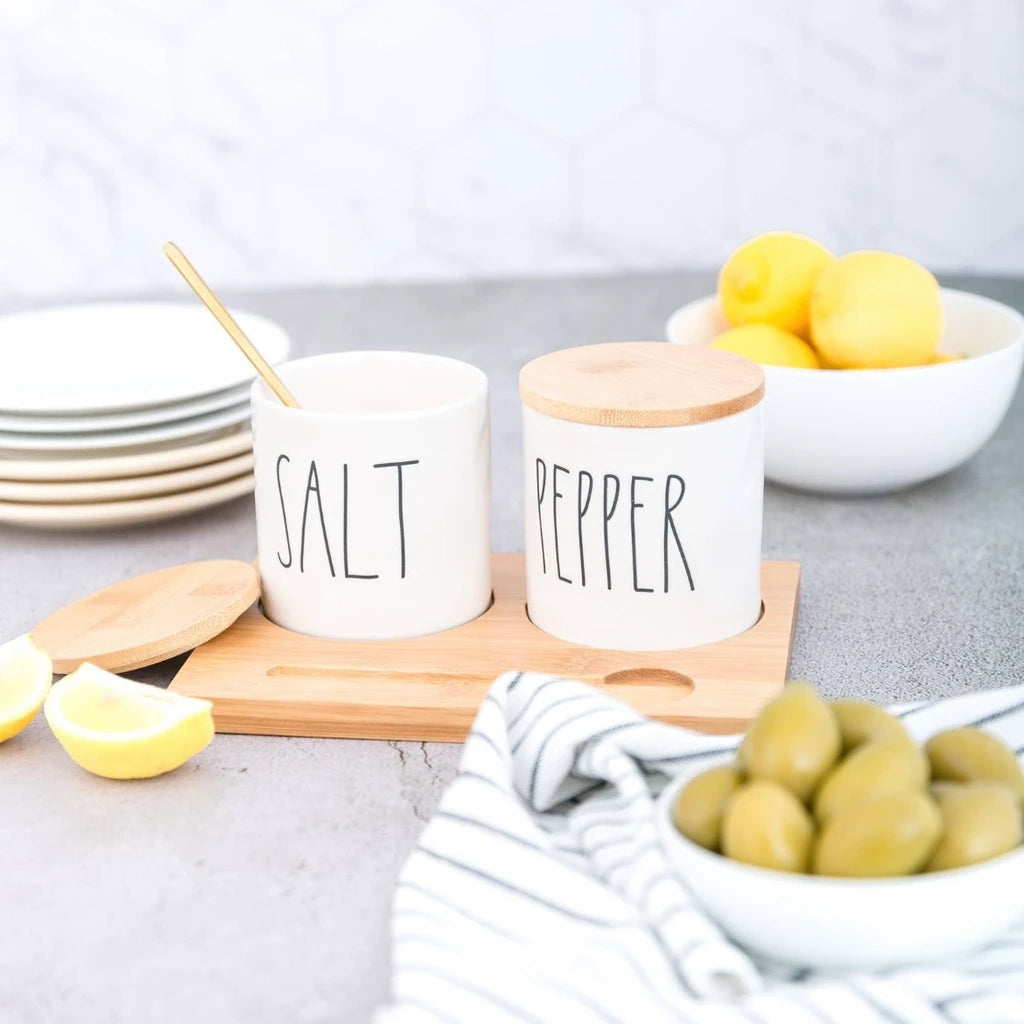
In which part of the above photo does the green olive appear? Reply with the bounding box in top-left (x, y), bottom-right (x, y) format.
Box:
top-left (831, 700), bottom-right (909, 753)
top-left (813, 792), bottom-right (942, 878)
top-left (721, 780), bottom-right (814, 873)
top-left (926, 728), bottom-right (1024, 801)
top-left (672, 765), bottom-right (744, 851)
top-left (813, 738), bottom-right (929, 822)
top-left (738, 683), bottom-right (840, 801)
top-left (926, 783), bottom-right (1023, 872)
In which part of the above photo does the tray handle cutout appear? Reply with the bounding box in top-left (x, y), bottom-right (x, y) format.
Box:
top-left (601, 668), bottom-right (694, 693)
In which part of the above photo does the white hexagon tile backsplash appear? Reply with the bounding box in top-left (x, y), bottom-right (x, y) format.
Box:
top-left (0, 0), bottom-right (1022, 299)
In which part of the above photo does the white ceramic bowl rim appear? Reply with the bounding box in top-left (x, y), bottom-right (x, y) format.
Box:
top-left (660, 769), bottom-right (1024, 890)
top-left (667, 288), bottom-right (1024, 377)
top-left (251, 350), bottom-right (488, 423)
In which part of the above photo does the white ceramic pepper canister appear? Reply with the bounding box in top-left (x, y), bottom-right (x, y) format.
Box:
top-left (520, 341), bottom-right (765, 652)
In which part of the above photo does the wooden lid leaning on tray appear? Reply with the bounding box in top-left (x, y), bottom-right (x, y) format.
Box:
top-left (32, 560), bottom-right (260, 674)
top-left (519, 341), bottom-right (765, 428)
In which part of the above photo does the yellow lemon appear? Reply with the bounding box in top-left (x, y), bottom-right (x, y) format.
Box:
top-left (712, 324), bottom-right (820, 369)
top-left (810, 251), bottom-right (943, 369)
top-left (926, 351), bottom-right (965, 365)
top-left (0, 634), bottom-right (52, 742)
top-left (718, 232), bottom-right (833, 337)
top-left (44, 663), bottom-right (213, 779)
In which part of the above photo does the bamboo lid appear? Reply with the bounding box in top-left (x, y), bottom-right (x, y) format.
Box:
top-left (32, 560), bottom-right (260, 674)
top-left (519, 342), bottom-right (765, 427)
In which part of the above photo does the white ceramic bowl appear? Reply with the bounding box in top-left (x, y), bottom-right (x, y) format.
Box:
top-left (666, 289), bottom-right (1024, 495)
top-left (656, 766), bottom-right (1024, 971)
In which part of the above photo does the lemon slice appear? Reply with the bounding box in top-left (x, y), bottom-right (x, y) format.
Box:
top-left (44, 663), bottom-right (213, 779)
top-left (0, 634), bottom-right (52, 742)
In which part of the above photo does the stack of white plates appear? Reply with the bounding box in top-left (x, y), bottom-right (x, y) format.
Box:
top-left (0, 302), bottom-right (291, 529)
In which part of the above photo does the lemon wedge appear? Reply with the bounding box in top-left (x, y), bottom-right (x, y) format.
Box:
top-left (44, 663), bottom-right (213, 779)
top-left (0, 634), bottom-right (52, 742)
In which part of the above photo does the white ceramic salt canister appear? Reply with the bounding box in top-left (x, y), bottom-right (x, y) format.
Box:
top-left (520, 342), bottom-right (765, 651)
top-left (251, 350), bottom-right (491, 641)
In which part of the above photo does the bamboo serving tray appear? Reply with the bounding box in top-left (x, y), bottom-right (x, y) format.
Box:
top-left (169, 554), bottom-right (799, 741)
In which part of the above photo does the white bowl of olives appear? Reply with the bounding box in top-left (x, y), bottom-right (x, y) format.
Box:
top-left (656, 685), bottom-right (1024, 971)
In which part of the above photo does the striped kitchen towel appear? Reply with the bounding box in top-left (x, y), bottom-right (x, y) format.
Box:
top-left (376, 673), bottom-right (1024, 1024)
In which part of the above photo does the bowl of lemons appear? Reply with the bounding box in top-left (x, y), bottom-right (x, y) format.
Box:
top-left (656, 684), bottom-right (1024, 970)
top-left (666, 233), bottom-right (1024, 494)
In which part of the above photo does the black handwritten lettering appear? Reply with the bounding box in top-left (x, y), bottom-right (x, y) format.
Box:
top-left (602, 474), bottom-right (620, 590)
top-left (275, 453), bottom-right (293, 568)
top-left (531, 461), bottom-right (700, 596)
top-left (373, 460), bottom-right (419, 579)
top-left (535, 458), bottom-right (548, 574)
top-left (630, 475), bottom-right (654, 593)
top-left (552, 463), bottom-right (571, 584)
top-left (299, 460), bottom-right (334, 576)
top-left (664, 474), bottom-right (694, 593)
top-left (342, 463), bottom-right (378, 580)
top-left (576, 470), bottom-right (593, 588)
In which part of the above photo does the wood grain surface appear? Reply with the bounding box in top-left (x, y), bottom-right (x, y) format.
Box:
top-left (170, 554), bottom-right (799, 741)
top-left (518, 341), bottom-right (765, 427)
top-left (32, 559), bottom-right (261, 673)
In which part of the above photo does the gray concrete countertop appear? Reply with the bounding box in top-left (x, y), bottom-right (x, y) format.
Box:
top-left (2, 271), bottom-right (1022, 1023)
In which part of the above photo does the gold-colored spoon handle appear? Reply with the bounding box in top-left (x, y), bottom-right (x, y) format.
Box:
top-left (164, 241), bottom-right (300, 408)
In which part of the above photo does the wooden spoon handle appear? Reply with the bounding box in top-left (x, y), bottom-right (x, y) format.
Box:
top-left (163, 242), bottom-right (300, 408)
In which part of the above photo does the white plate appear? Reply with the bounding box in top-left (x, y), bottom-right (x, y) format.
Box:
top-left (0, 430), bottom-right (253, 482)
top-left (0, 401), bottom-right (250, 452)
top-left (0, 451), bottom-right (253, 504)
top-left (0, 473), bottom-right (255, 530)
top-left (0, 302), bottom-right (290, 414)
top-left (0, 382), bottom-right (250, 434)
top-left (0, 425), bottom-right (245, 461)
